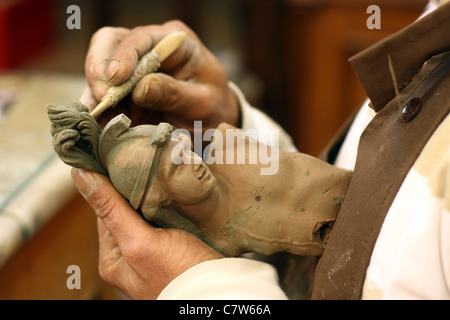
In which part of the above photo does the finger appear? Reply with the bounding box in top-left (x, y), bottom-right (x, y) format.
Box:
top-left (85, 26), bottom-right (130, 101)
top-left (106, 20), bottom-right (198, 86)
top-left (132, 73), bottom-right (213, 119)
top-left (97, 218), bottom-right (122, 268)
top-left (71, 168), bottom-right (149, 247)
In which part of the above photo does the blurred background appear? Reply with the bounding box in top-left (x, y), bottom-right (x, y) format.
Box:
top-left (0, 0), bottom-right (427, 299)
top-left (1, 0), bottom-right (429, 154)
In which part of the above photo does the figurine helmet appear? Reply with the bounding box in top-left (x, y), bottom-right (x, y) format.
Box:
top-left (98, 114), bottom-right (175, 209)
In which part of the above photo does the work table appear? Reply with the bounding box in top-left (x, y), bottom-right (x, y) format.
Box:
top-left (0, 73), bottom-right (117, 299)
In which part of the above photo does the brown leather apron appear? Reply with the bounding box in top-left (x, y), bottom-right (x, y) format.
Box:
top-left (311, 3), bottom-right (450, 299)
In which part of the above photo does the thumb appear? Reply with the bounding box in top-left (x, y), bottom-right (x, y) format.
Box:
top-left (71, 168), bottom-right (149, 243)
top-left (132, 73), bottom-right (211, 116)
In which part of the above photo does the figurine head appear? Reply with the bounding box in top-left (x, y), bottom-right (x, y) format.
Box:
top-left (97, 115), bottom-right (173, 209)
top-left (98, 114), bottom-right (218, 225)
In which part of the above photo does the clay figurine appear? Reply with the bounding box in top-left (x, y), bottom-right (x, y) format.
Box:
top-left (47, 102), bottom-right (352, 257)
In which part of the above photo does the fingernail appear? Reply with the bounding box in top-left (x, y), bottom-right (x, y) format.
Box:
top-left (106, 59), bottom-right (120, 82)
top-left (136, 77), bottom-right (162, 106)
top-left (71, 168), bottom-right (98, 199)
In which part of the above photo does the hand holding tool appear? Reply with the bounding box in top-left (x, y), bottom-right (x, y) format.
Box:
top-left (90, 31), bottom-right (187, 118)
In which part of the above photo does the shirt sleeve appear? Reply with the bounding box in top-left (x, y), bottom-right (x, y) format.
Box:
top-left (157, 258), bottom-right (288, 300)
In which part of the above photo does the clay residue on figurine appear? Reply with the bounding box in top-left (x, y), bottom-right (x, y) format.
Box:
top-left (47, 102), bottom-right (352, 257)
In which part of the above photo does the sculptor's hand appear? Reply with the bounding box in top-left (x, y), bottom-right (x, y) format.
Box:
top-left (71, 168), bottom-right (223, 299)
top-left (83, 20), bottom-right (239, 130)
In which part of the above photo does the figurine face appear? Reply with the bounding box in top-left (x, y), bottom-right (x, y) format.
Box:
top-left (158, 136), bottom-right (217, 205)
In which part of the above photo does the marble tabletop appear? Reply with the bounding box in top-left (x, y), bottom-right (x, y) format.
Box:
top-left (0, 73), bottom-right (86, 268)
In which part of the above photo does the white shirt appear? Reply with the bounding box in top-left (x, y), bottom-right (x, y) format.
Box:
top-left (158, 1), bottom-right (449, 300)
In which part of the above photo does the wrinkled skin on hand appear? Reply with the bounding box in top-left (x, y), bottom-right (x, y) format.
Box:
top-left (82, 20), bottom-right (239, 132)
top-left (71, 167), bottom-right (223, 299)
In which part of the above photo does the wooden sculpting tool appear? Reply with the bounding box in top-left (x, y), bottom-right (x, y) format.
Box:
top-left (90, 31), bottom-right (187, 118)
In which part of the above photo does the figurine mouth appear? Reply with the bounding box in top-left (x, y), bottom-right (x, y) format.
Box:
top-left (198, 168), bottom-right (206, 180)
top-left (195, 163), bottom-right (212, 182)
top-left (197, 164), bottom-right (208, 180)
top-left (198, 164), bottom-right (216, 193)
